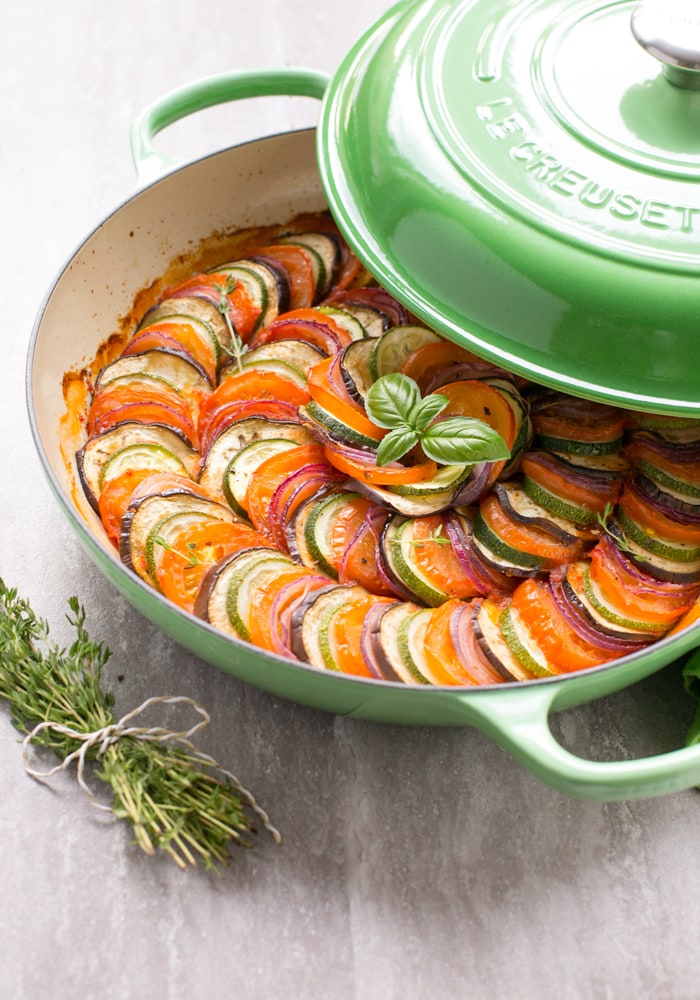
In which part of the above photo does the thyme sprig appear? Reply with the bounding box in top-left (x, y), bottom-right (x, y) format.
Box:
top-left (214, 276), bottom-right (247, 374)
top-left (0, 579), bottom-right (279, 872)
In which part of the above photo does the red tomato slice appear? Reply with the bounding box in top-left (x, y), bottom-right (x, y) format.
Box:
top-left (618, 483), bottom-right (700, 546)
top-left (247, 565), bottom-right (327, 654)
top-left (520, 453), bottom-right (620, 513)
top-left (244, 444), bottom-right (328, 537)
top-left (88, 402), bottom-right (198, 446)
top-left (157, 520), bottom-right (273, 613)
top-left (98, 468), bottom-right (156, 546)
top-left (410, 515), bottom-right (483, 599)
top-left (87, 382), bottom-right (194, 436)
top-left (511, 578), bottom-right (610, 672)
top-left (479, 493), bottom-right (583, 567)
top-left (249, 318), bottom-right (342, 355)
top-left (250, 245), bottom-right (316, 309)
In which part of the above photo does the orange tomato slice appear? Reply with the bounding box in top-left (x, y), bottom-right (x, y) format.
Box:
top-left (618, 483), bottom-right (700, 546)
top-left (250, 245), bottom-right (316, 309)
top-left (157, 520), bottom-right (272, 613)
top-left (307, 357), bottom-right (386, 440)
top-left (437, 380), bottom-right (517, 449)
top-left (244, 443), bottom-right (327, 537)
top-left (97, 468), bottom-right (155, 547)
top-left (409, 515), bottom-right (482, 599)
top-left (422, 599), bottom-right (502, 685)
top-left (322, 441), bottom-right (439, 486)
top-left (511, 578), bottom-right (610, 672)
top-left (326, 592), bottom-right (394, 677)
top-left (479, 493), bottom-right (583, 567)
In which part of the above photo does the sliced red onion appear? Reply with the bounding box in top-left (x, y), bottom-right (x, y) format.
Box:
top-left (547, 573), bottom-right (653, 655)
top-left (632, 473), bottom-right (700, 523)
top-left (594, 532), bottom-right (700, 599)
top-left (323, 287), bottom-right (410, 327)
top-left (424, 362), bottom-right (516, 395)
top-left (268, 574), bottom-right (331, 659)
top-left (443, 512), bottom-right (515, 596)
top-left (625, 429), bottom-right (700, 464)
top-left (359, 603), bottom-right (403, 681)
top-left (451, 462), bottom-right (492, 506)
top-left (448, 600), bottom-right (504, 685)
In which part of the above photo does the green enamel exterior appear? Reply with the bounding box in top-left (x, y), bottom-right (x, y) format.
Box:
top-left (317, 0), bottom-right (700, 415)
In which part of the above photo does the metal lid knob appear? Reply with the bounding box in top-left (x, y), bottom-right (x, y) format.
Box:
top-left (632, 1), bottom-right (700, 89)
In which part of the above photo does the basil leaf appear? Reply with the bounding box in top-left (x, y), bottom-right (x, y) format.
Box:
top-left (420, 417), bottom-right (510, 465)
top-left (365, 374), bottom-right (422, 430)
top-left (412, 393), bottom-right (448, 432)
top-left (376, 427), bottom-right (420, 466)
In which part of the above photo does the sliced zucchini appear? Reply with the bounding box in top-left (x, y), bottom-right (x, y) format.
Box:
top-left (568, 562), bottom-right (665, 635)
top-left (522, 475), bottom-right (599, 528)
top-left (225, 549), bottom-right (295, 641)
top-left (606, 520), bottom-right (700, 583)
top-left (198, 415), bottom-right (315, 465)
top-left (494, 481), bottom-right (590, 543)
top-left (335, 303), bottom-right (389, 339)
top-left (194, 547), bottom-right (274, 635)
top-left (99, 442), bottom-right (188, 491)
top-left (137, 298), bottom-right (228, 349)
top-left (238, 356), bottom-right (308, 390)
top-left (302, 490), bottom-right (360, 578)
top-left (299, 400), bottom-right (382, 449)
top-left (317, 306), bottom-right (366, 343)
top-left (291, 585), bottom-right (364, 666)
top-left (381, 517), bottom-right (450, 607)
top-left (498, 604), bottom-right (556, 679)
top-left (375, 603), bottom-right (433, 684)
top-left (220, 438), bottom-right (301, 516)
top-left (635, 457), bottom-right (700, 500)
top-left (615, 508), bottom-right (700, 563)
top-left (369, 326), bottom-right (442, 380)
top-left (120, 489), bottom-right (235, 586)
top-left (388, 463), bottom-right (470, 497)
top-left (77, 422), bottom-right (198, 512)
top-left (356, 480), bottom-right (460, 517)
top-left (472, 511), bottom-right (547, 571)
top-left (229, 339), bottom-right (324, 377)
top-left (473, 599), bottom-right (533, 682)
top-left (145, 509), bottom-right (221, 585)
top-left (533, 432), bottom-right (623, 457)
top-left (211, 260), bottom-right (280, 330)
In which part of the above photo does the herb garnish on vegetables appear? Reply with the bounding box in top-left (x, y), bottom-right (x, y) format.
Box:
top-left (365, 373), bottom-right (510, 467)
top-left (0, 579), bottom-right (279, 871)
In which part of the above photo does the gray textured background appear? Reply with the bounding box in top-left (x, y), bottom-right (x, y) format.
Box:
top-left (2, 2), bottom-right (699, 997)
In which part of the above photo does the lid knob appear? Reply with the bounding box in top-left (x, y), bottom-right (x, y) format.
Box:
top-left (632, 1), bottom-right (700, 89)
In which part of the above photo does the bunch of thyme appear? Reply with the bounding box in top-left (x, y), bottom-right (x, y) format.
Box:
top-left (0, 578), bottom-right (279, 871)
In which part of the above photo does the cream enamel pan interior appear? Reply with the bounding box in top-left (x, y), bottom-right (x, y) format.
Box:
top-left (26, 69), bottom-right (700, 801)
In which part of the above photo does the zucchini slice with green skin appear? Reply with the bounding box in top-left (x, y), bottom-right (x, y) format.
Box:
top-left (333, 303), bottom-right (388, 339)
top-left (521, 475), bottom-right (600, 528)
top-left (77, 421), bottom-right (199, 512)
top-left (380, 517), bottom-right (450, 607)
top-left (380, 603), bottom-right (435, 684)
top-left (635, 458), bottom-right (700, 500)
top-left (339, 339), bottom-right (375, 403)
top-left (317, 306), bottom-right (366, 343)
top-left (533, 433), bottom-right (623, 457)
top-left (369, 326), bottom-right (442, 380)
top-left (605, 520), bottom-right (700, 584)
top-left (289, 584), bottom-right (364, 666)
top-left (226, 339), bottom-right (323, 378)
top-left (239, 356), bottom-right (308, 390)
top-left (356, 480), bottom-right (462, 518)
top-left (299, 400), bottom-right (383, 450)
top-left (615, 508), bottom-right (700, 563)
top-left (120, 489), bottom-right (236, 587)
top-left (472, 599), bottom-right (533, 682)
top-left (494, 481), bottom-right (590, 544)
top-left (218, 438), bottom-right (301, 516)
top-left (225, 549), bottom-right (296, 641)
top-left (193, 547), bottom-right (275, 636)
top-left (498, 604), bottom-right (557, 679)
top-left (211, 261), bottom-right (280, 331)
top-left (99, 443), bottom-right (189, 492)
top-left (472, 511), bottom-right (548, 572)
top-left (94, 349), bottom-right (211, 401)
top-left (136, 300), bottom-right (228, 352)
top-left (145, 509), bottom-right (221, 586)
top-left (566, 561), bottom-right (665, 636)
top-left (302, 490), bottom-right (360, 579)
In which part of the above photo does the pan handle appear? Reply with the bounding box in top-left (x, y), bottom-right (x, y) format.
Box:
top-left (461, 642), bottom-right (700, 801)
top-left (130, 68), bottom-right (330, 186)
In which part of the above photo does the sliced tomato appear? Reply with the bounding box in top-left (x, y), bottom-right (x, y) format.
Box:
top-left (250, 245), bottom-right (316, 309)
top-left (197, 369), bottom-right (309, 448)
top-left (97, 468), bottom-right (156, 546)
top-left (511, 578), bottom-right (611, 672)
top-left (422, 599), bottom-right (501, 685)
top-left (87, 382), bottom-right (194, 437)
top-left (399, 341), bottom-right (482, 391)
top-left (590, 536), bottom-right (698, 626)
top-left (410, 515), bottom-right (483, 599)
top-left (307, 357), bottom-right (385, 441)
top-left (520, 452), bottom-right (620, 513)
top-left (327, 592), bottom-right (393, 677)
top-left (618, 482), bottom-right (700, 546)
top-left (338, 509), bottom-right (398, 597)
top-left (322, 440), bottom-right (439, 486)
top-left (157, 520), bottom-right (272, 613)
top-left (479, 492), bottom-right (584, 567)
top-left (244, 443), bottom-right (328, 538)
top-left (436, 380), bottom-right (517, 449)
top-left (88, 401), bottom-right (198, 446)
top-left (533, 402), bottom-right (625, 444)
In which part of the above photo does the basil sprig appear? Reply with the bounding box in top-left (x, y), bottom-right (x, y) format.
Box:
top-left (365, 373), bottom-right (510, 467)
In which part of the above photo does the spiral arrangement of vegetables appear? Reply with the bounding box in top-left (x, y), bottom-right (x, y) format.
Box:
top-left (74, 218), bottom-right (700, 686)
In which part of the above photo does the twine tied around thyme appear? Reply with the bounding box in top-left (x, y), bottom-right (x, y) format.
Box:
top-left (21, 693), bottom-right (281, 844)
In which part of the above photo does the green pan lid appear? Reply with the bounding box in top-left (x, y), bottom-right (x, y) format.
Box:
top-left (317, 0), bottom-right (700, 415)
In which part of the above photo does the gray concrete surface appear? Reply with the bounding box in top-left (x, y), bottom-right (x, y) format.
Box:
top-left (2, 2), bottom-right (699, 998)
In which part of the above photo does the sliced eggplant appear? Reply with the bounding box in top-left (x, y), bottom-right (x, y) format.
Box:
top-left (197, 415), bottom-right (315, 467)
top-left (494, 481), bottom-right (590, 544)
top-left (472, 599), bottom-right (533, 682)
top-left (289, 584), bottom-right (358, 664)
top-left (136, 299), bottom-right (228, 350)
top-left (94, 349), bottom-right (211, 400)
top-left (278, 232), bottom-right (341, 298)
top-left (77, 421), bottom-right (199, 512)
